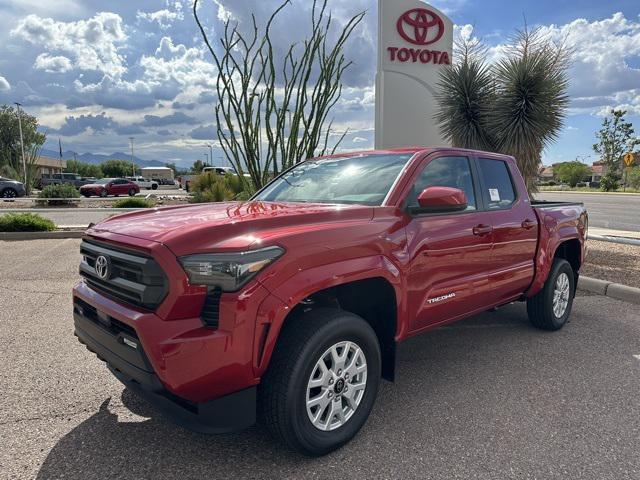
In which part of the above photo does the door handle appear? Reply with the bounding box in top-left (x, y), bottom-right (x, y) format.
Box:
top-left (521, 219), bottom-right (537, 230)
top-left (472, 224), bottom-right (493, 236)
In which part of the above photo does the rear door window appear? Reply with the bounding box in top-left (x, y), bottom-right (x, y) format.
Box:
top-left (478, 158), bottom-right (516, 209)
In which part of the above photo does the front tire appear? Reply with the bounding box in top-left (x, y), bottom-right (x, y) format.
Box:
top-left (128, 189), bottom-right (136, 196)
top-left (100, 189), bottom-right (108, 197)
top-left (259, 308), bottom-right (381, 456)
top-left (1, 188), bottom-right (17, 198)
top-left (527, 258), bottom-right (575, 331)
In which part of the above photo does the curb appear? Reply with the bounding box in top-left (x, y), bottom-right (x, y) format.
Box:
top-left (0, 230), bottom-right (85, 241)
top-left (588, 234), bottom-right (640, 247)
top-left (578, 276), bottom-right (640, 305)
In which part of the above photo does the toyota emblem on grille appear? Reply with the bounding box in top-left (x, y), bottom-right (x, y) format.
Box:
top-left (95, 255), bottom-right (112, 280)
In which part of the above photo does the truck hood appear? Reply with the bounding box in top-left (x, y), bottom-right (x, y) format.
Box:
top-left (87, 201), bottom-right (374, 255)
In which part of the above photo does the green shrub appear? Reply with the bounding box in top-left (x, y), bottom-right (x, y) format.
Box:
top-left (627, 167), bottom-right (640, 190)
top-left (188, 172), bottom-right (253, 203)
top-left (37, 184), bottom-right (81, 206)
top-left (113, 197), bottom-right (155, 208)
top-left (600, 173), bottom-right (620, 192)
top-left (0, 213), bottom-right (56, 232)
top-left (39, 183), bottom-right (81, 198)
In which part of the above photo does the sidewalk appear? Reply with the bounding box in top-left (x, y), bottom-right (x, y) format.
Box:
top-left (589, 227), bottom-right (640, 240)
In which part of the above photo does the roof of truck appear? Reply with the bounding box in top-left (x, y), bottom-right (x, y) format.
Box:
top-left (317, 147), bottom-right (514, 160)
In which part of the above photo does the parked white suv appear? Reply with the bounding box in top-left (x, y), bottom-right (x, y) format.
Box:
top-left (126, 177), bottom-right (159, 190)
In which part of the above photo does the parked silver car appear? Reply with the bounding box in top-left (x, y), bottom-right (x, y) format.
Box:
top-left (0, 177), bottom-right (27, 198)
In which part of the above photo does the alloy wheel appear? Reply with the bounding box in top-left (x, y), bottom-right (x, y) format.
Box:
top-left (306, 341), bottom-right (367, 431)
top-left (553, 272), bottom-right (570, 318)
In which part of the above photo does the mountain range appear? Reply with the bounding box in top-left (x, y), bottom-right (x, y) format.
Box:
top-left (41, 149), bottom-right (168, 168)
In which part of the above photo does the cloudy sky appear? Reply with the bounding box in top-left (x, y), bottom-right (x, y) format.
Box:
top-left (0, 0), bottom-right (638, 167)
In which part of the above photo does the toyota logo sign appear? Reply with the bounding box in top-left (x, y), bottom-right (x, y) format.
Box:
top-left (397, 8), bottom-right (444, 46)
top-left (95, 255), bottom-right (112, 280)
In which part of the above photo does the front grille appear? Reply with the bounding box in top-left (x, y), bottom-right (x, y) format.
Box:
top-left (201, 288), bottom-right (222, 328)
top-left (79, 240), bottom-right (168, 310)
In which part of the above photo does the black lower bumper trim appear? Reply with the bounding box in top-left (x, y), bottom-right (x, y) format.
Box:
top-left (73, 303), bottom-right (256, 434)
top-left (110, 367), bottom-right (256, 434)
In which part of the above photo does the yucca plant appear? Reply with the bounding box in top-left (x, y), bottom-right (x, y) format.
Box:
top-left (435, 40), bottom-right (496, 151)
top-left (436, 28), bottom-right (570, 193)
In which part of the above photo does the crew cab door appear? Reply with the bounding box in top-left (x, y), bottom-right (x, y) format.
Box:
top-left (403, 154), bottom-right (494, 333)
top-left (476, 157), bottom-right (538, 304)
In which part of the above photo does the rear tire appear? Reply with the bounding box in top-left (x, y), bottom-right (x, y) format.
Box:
top-left (259, 308), bottom-right (381, 456)
top-left (100, 189), bottom-right (108, 197)
top-left (527, 258), bottom-right (575, 331)
top-left (128, 189), bottom-right (136, 196)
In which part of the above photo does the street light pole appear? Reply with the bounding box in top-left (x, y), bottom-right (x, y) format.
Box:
top-left (129, 137), bottom-right (135, 176)
top-left (14, 103), bottom-right (27, 185)
top-left (207, 144), bottom-right (213, 166)
top-left (205, 153), bottom-right (209, 166)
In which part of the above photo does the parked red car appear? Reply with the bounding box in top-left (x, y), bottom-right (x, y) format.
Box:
top-left (79, 178), bottom-right (140, 197)
top-left (73, 148), bottom-right (587, 455)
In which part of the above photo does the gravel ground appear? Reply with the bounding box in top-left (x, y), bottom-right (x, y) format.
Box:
top-left (582, 240), bottom-right (640, 289)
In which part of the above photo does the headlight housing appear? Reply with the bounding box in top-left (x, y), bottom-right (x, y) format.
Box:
top-left (179, 246), bottom-right (284, 291)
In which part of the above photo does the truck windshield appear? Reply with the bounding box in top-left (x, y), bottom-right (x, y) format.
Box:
top-left (254, 153), bottom-right (413, 206)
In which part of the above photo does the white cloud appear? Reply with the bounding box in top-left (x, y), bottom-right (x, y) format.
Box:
top-left (0, 0), bottom-right (87, 18)
top-left (537, 13), bottom-right (640, 100)
top-left (34, 54), bottom-right (73, 73)
top-left (139, 37), bottom-right (216, 89)
top-left (457, 13), bottom-right (640, 116)
top-left (137, 2), bottom-right (184, 30)
top-left (11, 12), bottom-right (128, 77)
top-left (0, 75), bottom-right (10, 91)
top-left (352, 136), bottom-right (367, 143)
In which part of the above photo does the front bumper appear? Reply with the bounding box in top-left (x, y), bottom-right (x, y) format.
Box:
top-left (73, 291), bottom-right (257, 433)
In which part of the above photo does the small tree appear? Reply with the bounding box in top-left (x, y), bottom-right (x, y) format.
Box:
top-left (0, 105), bottom-right (46, 176)
top-left (65, 159), bottom-right (103, 178)
top-left (554, 161), bottom-right (591, 187)
top-left (191, 160), bottom-right (205, 174)
top-left (593, 110), bottom-right (638, 177)
top-left (193, 0), bottom-right (364, 190)
top-left (101, 159), bottom-right (136, 178)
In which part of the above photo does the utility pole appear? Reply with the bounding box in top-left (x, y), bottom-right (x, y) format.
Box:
top-left (14, 103), bottom-right (27, 185)
top-left (129, 137), bottom-right (135, 176)
top-left (207, 144), bottom-right (213, 166)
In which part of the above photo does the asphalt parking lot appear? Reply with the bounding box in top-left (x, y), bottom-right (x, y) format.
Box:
top-left (1, 239), bottom-right (640, 480)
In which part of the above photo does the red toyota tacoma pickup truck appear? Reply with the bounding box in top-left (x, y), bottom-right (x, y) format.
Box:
top-left (73, 148), bottom-right (587, 455)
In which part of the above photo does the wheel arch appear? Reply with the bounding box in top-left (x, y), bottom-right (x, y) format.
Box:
top-left (254, 259), bottom-right (402, 382)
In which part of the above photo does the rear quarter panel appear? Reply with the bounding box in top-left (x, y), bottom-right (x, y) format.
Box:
top-left (527, 205), bottom-right (588, 296)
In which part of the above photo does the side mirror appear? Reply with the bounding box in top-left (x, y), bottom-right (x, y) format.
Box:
top-left (411, 186), bottom-right (468, 214)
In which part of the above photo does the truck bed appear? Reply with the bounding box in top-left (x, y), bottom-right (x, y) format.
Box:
top-left (531, 200), bottom-right (584, 209)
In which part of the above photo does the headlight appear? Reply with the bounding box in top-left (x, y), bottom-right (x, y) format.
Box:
top-left (179, 246), bottom-right (284, 291)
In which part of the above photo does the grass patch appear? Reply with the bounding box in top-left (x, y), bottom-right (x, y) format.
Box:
top-left (0, 213), bottom-right (56, 232)
top-left (112, 197), bottom-right (155, 208)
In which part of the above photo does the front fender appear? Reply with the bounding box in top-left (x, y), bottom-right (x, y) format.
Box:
top-left (253, 255), bottom-right (403, 378)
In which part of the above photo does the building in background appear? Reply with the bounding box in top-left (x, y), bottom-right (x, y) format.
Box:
top-left (35, 156), bottom-right (66, 177)
top-left (140, 166), bottom-right (174, 181)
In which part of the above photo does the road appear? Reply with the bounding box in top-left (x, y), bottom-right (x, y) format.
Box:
top-left (2, 239), bottom-right (640, 479)
top-left (536, 192), bottom-right (640, 231)
top-left (2, 191), bottom-right (638, 231)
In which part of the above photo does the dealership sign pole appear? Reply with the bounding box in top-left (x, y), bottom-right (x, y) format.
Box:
top-left (375, 0), bottom-right (453, 149)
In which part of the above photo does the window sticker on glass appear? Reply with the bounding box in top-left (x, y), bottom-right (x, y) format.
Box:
top-left (489, 188), bottom-right (500, 202)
